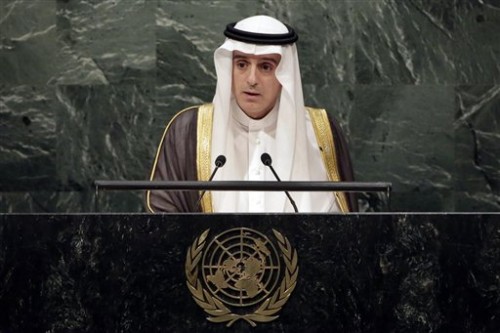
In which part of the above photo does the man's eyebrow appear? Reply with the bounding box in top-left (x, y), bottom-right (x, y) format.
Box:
top-left (233, 55), bottom-right (247, 61)
top-left (233, 55), bottom-right (280, 64)
top-left (260, 57), bottom-right (280, 64)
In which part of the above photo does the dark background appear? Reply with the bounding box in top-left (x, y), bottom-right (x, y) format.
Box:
top-left (1, 0), bottom-right (499, 213)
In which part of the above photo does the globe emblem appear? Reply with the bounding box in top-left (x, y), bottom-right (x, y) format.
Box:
top-left (202, 227), bottom-right (282, 307)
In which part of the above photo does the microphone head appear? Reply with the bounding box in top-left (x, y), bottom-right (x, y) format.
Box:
top-left (261, 153), bottom-right (272, 166)
top-left (215, 155), bottom-right (226, 167)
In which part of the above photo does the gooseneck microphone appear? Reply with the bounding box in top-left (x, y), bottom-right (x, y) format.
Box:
top-left (210, 155), bottom-right (227, 180)
top-left (196, 155), bottom-right (226, 211)
top-left (260, 153), bottom-right (299, 213)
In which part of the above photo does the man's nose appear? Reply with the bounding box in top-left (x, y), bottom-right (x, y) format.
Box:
top-left (247, 65), bottom-right (258, 86)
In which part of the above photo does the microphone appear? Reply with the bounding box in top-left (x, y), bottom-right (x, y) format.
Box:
top-left (260, 153), bottom-right (299, 213)
top-left (209, 155), bottom-right (227, 180)
top-left (196, 155), bottom-right (226, 211)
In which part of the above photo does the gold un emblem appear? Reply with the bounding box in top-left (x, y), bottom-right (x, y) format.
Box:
top-left (185, 227), bottom-right (299, 327)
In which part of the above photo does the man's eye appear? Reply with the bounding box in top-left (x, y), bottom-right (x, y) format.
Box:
top-left (261, 63), bottom-right (273, 71)
top-left (236, 62), bottom-right (247, 69)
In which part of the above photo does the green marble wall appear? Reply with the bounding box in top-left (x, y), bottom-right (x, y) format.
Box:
top-left (1, 0), bottom-right (499, 212)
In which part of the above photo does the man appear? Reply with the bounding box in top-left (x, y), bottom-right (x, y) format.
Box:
top-left (146, 15), bottom-right (357, 213)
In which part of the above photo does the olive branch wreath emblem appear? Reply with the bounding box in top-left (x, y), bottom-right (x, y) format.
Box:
top-left (185, 228), bottom-right (299, 327)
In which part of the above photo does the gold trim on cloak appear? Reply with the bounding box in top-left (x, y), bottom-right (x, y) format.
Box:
top-left (307, 107), bottom-right (350, 213)
top-left (196, 103), bottom-right (214, 213)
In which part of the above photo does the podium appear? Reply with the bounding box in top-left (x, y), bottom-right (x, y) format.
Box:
top-left (1, 213), bottom-right (499, 332)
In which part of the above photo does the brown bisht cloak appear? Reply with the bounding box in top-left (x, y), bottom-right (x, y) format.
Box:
top-left (146, 104), bottom-right (358, 213)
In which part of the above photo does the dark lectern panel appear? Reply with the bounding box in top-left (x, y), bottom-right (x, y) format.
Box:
top-left (0, 214), bottom-right (499, 332)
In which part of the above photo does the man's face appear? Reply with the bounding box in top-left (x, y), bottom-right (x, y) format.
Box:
top-left (232, 51), bottom-right (282, 119)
